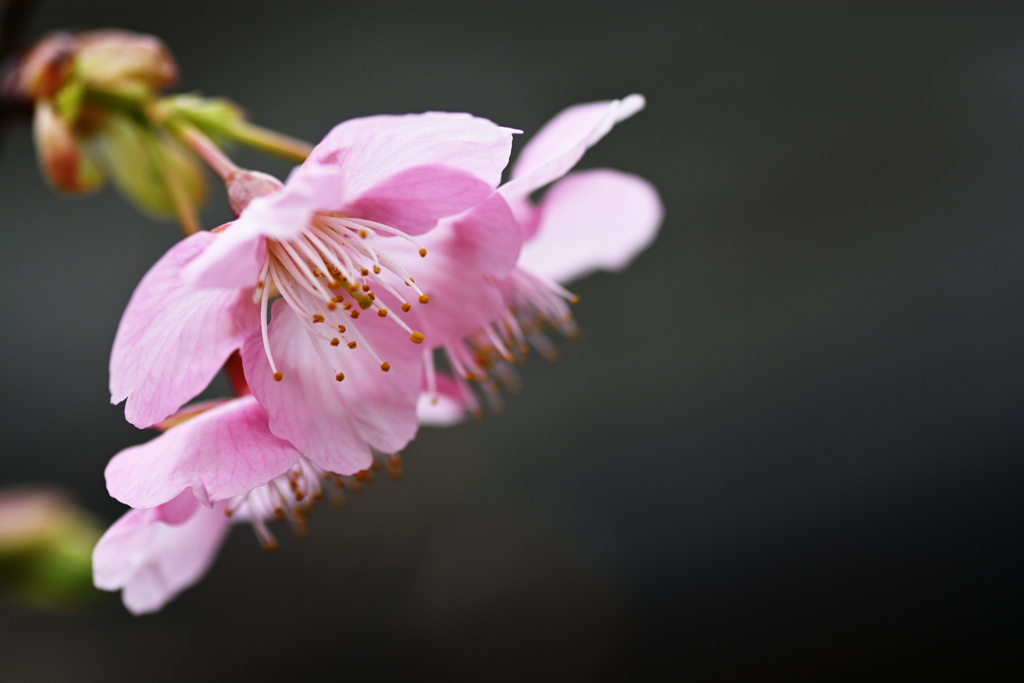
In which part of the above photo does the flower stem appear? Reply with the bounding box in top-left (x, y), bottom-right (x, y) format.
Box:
top-left (218, 120), bottom-right (312, 163)
top-left (167, 119), bottom-right (240, 181)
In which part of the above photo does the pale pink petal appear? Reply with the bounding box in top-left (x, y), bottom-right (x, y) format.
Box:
top-left (242, 301), bottom-right (421, 474)
top-left (501, 94), bottom-right (645, 201)
top-left (385, 193), bottom-right (521, 346)
top-left (308, 112), bottom-right (516, 235)
top-left (110, 231), bottom-right (261, 428)
top-left (417, 375), bottom-right (468, 427)
top-left (517, 169), bottom-right (663, 284)
top-left (92, 493), bottom-right (231, 615)
top-left (105, 396), bottom-right (302, 509)
top-left (183, 167), bottom-right (329, 289)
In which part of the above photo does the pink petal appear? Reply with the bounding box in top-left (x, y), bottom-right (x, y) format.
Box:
top-left (92, 493), bottom-right (231, 615)
top-left (109, 231), bottom-right (261, 428)
top-left (183, 168), bottom-right (326, 289)
top-left (517, 169), bottom-right (663, 284)
top-left (242, 300), bottom-right (421, 474)
top-left (417, 374), bottom-right (468, 427)
top-left (501, 94), bottom-right (646, 201)
top-left (386, 193), bottom-right (522, 346)
top-left (105, 396), bottom-right (302, 509)
top-left (184, 113), bottom-right (515, 287)
top-left (309, 112), bottom-right (516, 235)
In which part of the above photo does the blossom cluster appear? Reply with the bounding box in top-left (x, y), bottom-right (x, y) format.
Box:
top-left (92, 96), bottom-right (662, 614)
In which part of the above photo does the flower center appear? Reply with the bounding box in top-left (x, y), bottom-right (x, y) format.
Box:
top-left (255, 215), bottom-right (430, 382)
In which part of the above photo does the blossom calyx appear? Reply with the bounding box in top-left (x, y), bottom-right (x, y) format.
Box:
top-left (226, 169), bottom-right (285, 217)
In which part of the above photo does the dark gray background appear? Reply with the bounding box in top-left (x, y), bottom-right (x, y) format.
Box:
top-left (1, 1), bottom-right (1023, 678)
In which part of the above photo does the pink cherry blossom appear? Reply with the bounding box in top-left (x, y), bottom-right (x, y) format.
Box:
top-left (109, 111), bottom-right (517, 475)
top-left (413, 95), bottom-right (663, 422)
top-left (96, 396), bottom-right (402, 614)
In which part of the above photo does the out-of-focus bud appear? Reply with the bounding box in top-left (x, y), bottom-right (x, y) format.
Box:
top-left (75, 30), bottom-right (178, 96)
top-left (0, 487), bottom-right (103, 610)
top-left (8, 30), bottom-right (205, 223)
top-left (32, 100), bottom-right (103, 192)
top-left (7, 30), bottom-right (176, 102)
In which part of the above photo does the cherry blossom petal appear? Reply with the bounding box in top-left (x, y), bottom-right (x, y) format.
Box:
top-left (501, 94), bottom-right (645, 202)
top-left (105, 396), bottom-right (302, 509)
top-left (109, 231), bottom-right (261, 428)
top-left (387, 193), bottom-right (522, 346)
top-left (92, 493), bottom-right (231, 615)
top-left (183, 167), bottom-right (330, 289)
top-left (417, 374), bottom-right (468, 426)
top-left (308, 112), bottom-right (516, 235)
top-left (242, 300), bottom-right (421, 474)
top-left (518, 169), bottom-right (663, 284)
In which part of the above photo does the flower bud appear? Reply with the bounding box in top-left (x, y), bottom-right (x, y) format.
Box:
top-left (75, 30), bottom-right (178, 95)
top-left (8, 30), bottom-right (177, 102)
top-left (32, 100), bottom-right (102, 193)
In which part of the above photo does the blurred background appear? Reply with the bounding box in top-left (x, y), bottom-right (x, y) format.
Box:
top-left (2, 1), bottom-right (1023, 678)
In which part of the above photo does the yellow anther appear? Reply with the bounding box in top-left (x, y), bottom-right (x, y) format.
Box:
top-left (337, 324), bottom-right (346, 333)
top-left (348, 341), bottom-right (357, 349)
top-left (373, 265), bottom-right (381, 274)
top-left (330, 338), bottom-right (340, 346)
top-left (312, 314), bottom-right (324, 323)
top-left (351, 310), bottom-right (360, 319)
top-left (273, 371), bottom-right (283, 382)
top-left (362, 284), bottom-right (371, 292)
top-left (410, 331), bottom-right (425, 344)
top-left (378, 309), bottom-right (388, 318)
top-left (360, 268), bottom-right (369, 277)
top-left (380, 362), bottom-right (391, 372)
top-left (401, 303), bottom-right (412, 312)
top-left (335, 372), bottom-right (345, 382)
top-left (418, 248), bottom-right (427, 257)
top-left (419, 295), bottom-right (429, 304)
top-left (326, 301), bottom-right (337, 311)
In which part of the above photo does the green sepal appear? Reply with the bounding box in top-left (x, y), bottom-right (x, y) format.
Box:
top-left (90, 113), bottom-right (207, 218)
top-left (52, 79), bottom-right (86, 124)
